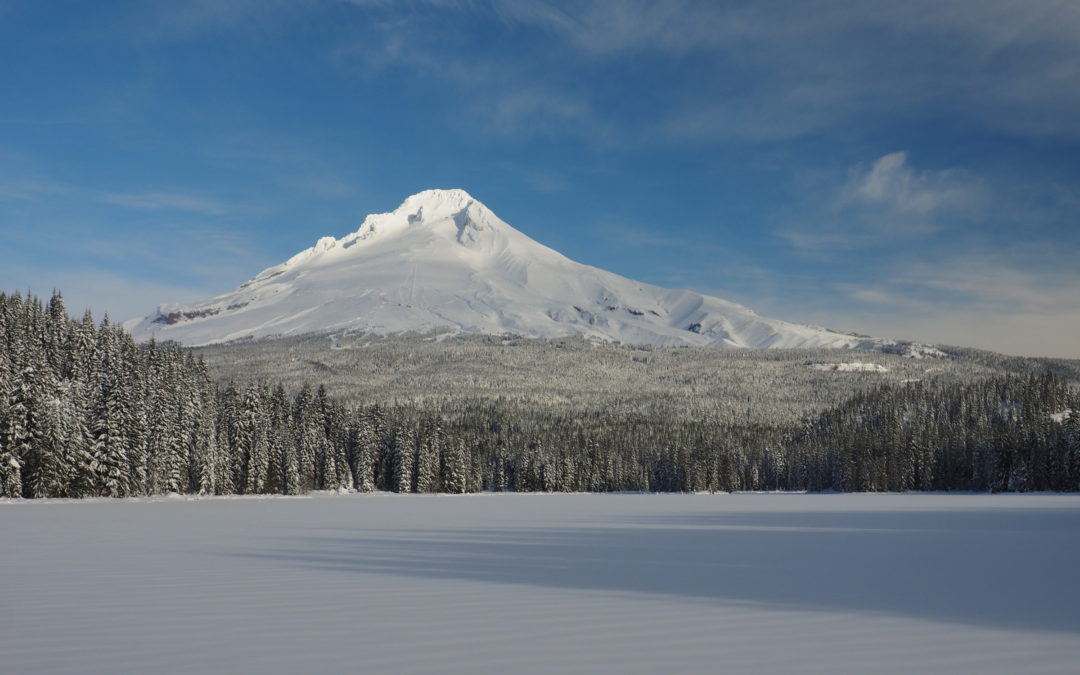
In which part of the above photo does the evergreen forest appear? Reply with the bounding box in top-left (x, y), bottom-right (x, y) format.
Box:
top-left (2, 290), bottom-right (1078, 498)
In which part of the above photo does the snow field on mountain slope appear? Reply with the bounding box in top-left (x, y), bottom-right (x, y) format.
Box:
top-left (3, 493), bottom-right (1079, 674)
top-left (126, 190), bottom-right (871, 351)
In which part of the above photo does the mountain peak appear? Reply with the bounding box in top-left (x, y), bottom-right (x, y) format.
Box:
top-left (128, 189), bottom-right (896, 352)
top-left (338, 187), bottom-right (507, 251)
top-left (392, 188), bottom-right (480, 224)
top-left (400, 187), bottom-right (476, 208)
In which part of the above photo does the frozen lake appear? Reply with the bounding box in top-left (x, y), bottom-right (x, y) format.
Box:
top-left (3, 493), bottom-right (1079, 674)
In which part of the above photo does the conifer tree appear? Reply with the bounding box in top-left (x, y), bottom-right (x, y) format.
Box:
top-left (293, 384), bottom-right (319, 490)
top-left (415, 417), bottom-right (440, 493)
top-left (442, 437), bottom-right (467, 494)
top-left (237, 384), bottom-right (268, 494)
top-left (0, 445), bottom-right (22, 498)
top-left (351, 416), bottom-right (376, 493)
top-left (2, 368), bottom-right (34, 497)
top-left (391, 426), bottom-right (415, 493)
top-left (91, 364), bottom-right (130, 498)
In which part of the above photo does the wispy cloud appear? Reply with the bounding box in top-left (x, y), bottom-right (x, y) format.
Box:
top-left (833, 252), bottom-right (1080, 357)
top-left (0, 146), bottom-right (76, 200)
top-left (503, 165), bottom-right (569, 194)
top-left (98, 1), bottom-right (1080, 144)
top-left (496, 1), bottom-right (1080, 141)
top-left (0, 163), bottom-right (269, 302)
top-left (660, 87), bottom-right (848, 144)
top-left (834, 152), bottom-right (979, 216)
top-left (0, 178), bottom-right (74, 201)
top-left (496, 1), bottom-right (1080, 59)
top-left (490, 0), bottom-right (745, 56)
top-left (847, 251), bottom-right (1080, 317)
top-left (327, 4), bottom-right (614, 143)
top-left (481, 87), bottom-right (602, 139)
top-left (0, 153), bottom-right (246, 216)
top-left (780, 151), bottom-right (986, 251)
top-left (98, 191), bottom-right (234, 215)
top-left (749, 148), bottom-right (1080, 356)
top-left (0, 264), bottom-right (221, 322)
top-left (190, 128), bottom-right (364, 201)
top-left (117, 0), bottom-right (311, 43)
top-left (611, 228), bottom-right (688, 249)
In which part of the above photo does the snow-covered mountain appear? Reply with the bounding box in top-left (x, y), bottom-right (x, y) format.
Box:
top-left (127, 189), bottom-right (888, 350)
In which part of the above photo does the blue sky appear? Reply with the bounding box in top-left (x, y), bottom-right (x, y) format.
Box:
top-left (2, 0), bottom-right (1079, 357)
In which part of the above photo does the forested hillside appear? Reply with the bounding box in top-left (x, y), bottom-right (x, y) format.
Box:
top-left (195, 331), bottom-right (1080, 424)
top-left (2, 291), bottom-right (1078, 498)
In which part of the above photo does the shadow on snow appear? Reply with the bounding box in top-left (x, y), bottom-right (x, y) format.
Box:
top-left (224, 505), bottom-right (1080, 634)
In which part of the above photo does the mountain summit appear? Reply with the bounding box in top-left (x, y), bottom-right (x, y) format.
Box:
top-left (127, 189), bottom-right (886, 349)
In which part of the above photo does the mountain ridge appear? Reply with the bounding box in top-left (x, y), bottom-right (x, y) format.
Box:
top-left (126, 189), bottom-right (910, 352)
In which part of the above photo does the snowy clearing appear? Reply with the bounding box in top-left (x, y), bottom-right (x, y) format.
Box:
top-left (806, 361), bottom-right (889, 372)
top-left (3, 493), bottom-right (1079, 674)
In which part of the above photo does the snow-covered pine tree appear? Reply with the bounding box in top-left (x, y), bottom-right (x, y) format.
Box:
top-left (351, 415), bottom-right (376, 493)
top-left (415, 417), bottom-right (440, 493)
top-left (143, 339), bottom-right (168, 494)
top-left (465, 440), bottom-right (482, 493)
top-left (121, 336), bottom-right (150, 496)
top-left (265, 384), bottom-right (297, 494)
top-left (0, 444), bottom-right (21, 498)
top-left (61, 370), bottom-right (97, 499)
top-left (26, 366), bottom-right (68, 498)
top-left (314, 385), bottom-right (350, 491)
top-left (293, 384), bottom-right (319, 491)
top-left (44, 291), bottom-right (67, 377)
top-left (442, 437), bottom-right (467, 494)
top-left (391, 425), bottom-right (416, 493)
top-left (90, 361), bottom-right (130, 498)
top-left (193, 409), bottom-right (220, 496)
top-left (1, 368), bottom-right (34, 498)
top-left (70, 309), bottom-right (97, 383)
top-left (237, 384), bottom-right (268, 494)
top-left (558, 446), bottom-right (577, 492)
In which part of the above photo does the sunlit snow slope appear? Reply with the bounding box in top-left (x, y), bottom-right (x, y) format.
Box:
top-left (127, 189), bottom-right (885, 349)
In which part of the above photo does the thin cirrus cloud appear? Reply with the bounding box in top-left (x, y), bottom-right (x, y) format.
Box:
top-left (98, 191), bottom-right (235, 215)
top-left (0, 166), bottom-right (267, 319)
top-left (830, 253), bottom-right (1080, 357)
top-left (755, 149), bottom-right (1079, 356)
top-left (99, 1), bottom-right (1080, 145)
top-left (779, 152), bottom-right (986, 251)
top-left (480, 0), bottom-right (1080, 142)
top-left (844, 255), bottom-right (1080, 316)
top-left (1, 263), bottom-right (221, 324)
top-left (0, 227), bottom-right (268, 322)
top-left (0, 162), bottom-right (242, 218)
top-left (332, 12), bottom-right (612, 143)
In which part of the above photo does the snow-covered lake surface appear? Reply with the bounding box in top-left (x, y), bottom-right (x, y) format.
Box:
top-left (3, 493), bottom-right (1079, 674)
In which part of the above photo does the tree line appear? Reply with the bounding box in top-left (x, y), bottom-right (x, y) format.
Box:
top-left (2, 290), bottom-right (1078, 498)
